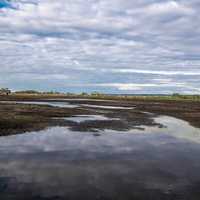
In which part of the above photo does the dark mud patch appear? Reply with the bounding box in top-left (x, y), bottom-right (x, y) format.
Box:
top-left (0, 103), bottom-right (97, 136)
top-left (0, 101), bottom-right (159, 136)
top-left (60, 110), bottom-right (161, 132)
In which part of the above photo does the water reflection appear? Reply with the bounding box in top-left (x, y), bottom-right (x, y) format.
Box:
top-left (0, 101), bottom-right (79, 108)
top-left (0, 116), bottom-right (200, 154)
top-left (80, 104), bottom-right (135, 109)
top-left (155, 116), bottom-right (200, 143)
top-left (64, 115), bottom-right (120, 123)
top-left (0, 100), bottom-right (133, 110)
top-left (48, 98), bottom-right (117, 102)
top-left (0, 116), bottom-right (200, 199)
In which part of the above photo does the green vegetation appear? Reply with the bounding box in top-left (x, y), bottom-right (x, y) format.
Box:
top-left (1, 88), bottom-right (200, 102)
top-left (15, 90), bottom-right (41, 94)
top-left (171, 93), bottom-right (200, 101)
top-left (79, 93), bottom-right (200, 102)
top-left (14, 90), bottom-right (64, 95)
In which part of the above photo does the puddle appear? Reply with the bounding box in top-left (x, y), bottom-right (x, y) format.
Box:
top-left (110, 116), bottom-right (200, 143)
top-left (80, 104), bottom-right (134, 110)
top-left (155, 116), bottom-right (200, 143)
top-left (0, 100), bottom-right (134, 110)
top-left (48, 98), bottom-right (117, 102)
top-left (1, 116), bottom-right (200, 199)
top-left (0, 100), bottom-right (131, 110)
top-left (0, 101), bottom-right (78, 108)
top-left (63, 115), bottom-right (120, 123)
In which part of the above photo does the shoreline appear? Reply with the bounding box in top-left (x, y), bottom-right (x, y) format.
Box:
top-left (0, 95), bottom-right (200, 136)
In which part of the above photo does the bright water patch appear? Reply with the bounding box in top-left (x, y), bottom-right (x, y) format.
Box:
top-left (64, 115), bottom-right (120, 123)
top-left (80, 104), bottom-right (134, 110)
top-left (48, 98), bottom-right (117, 102)
top-left (0, 100), bottom-right (131, 109)
top-left (0, 101), bottom-right (78, 108)
top-left (155, 116), bottom-right (200, 143)
top-left (106, 116), bottom-right (200, 143)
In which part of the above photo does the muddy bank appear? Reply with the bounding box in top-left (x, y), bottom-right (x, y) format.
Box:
top-left (0, 100), bottom-right (158, 136)
top-left (133, 100), bottom-right (200, 129)
top-left (0, 96), bottom-right (200, 136)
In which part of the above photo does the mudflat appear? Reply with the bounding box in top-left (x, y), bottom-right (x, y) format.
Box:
top-left (0, 95), bottom-right (200, 135)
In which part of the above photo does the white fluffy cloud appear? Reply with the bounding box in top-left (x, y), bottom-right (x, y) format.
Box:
top-left (0, 0), bottom-right (200, 93)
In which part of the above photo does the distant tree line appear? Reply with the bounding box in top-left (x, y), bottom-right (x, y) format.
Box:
top-left (15, 90), bottom-right (64, 95)
top-left (13, 90), bottom-right (105, 96)
top-left (15, 90), bottom-right (41, 94)
top-left (1, 88), bottom-right (200, 100)
top-left (172, 93), bottom-right (200, 100)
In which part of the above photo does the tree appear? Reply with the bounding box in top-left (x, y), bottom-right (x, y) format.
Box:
top-left (81, 92), bottom-right (88, 96)
top-left (91, 91), bottom-right (102, 96)
top-left (15, 90), bottom-right (40, 94)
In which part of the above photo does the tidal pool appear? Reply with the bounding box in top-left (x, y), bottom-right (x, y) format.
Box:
top-left (0, 115), bottom-right (200, 199)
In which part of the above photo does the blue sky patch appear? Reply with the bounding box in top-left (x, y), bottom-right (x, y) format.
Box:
top-left (0, 0), bottom-right (10, 8)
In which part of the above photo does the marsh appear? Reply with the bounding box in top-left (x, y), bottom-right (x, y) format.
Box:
top-left (0, 96), bottom-right (200, 199)
top-left (1, 0), bottom-right (200, 199)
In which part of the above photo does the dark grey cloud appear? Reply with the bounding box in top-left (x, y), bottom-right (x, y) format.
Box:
top-left (0, 0), bottom-right (200, 93)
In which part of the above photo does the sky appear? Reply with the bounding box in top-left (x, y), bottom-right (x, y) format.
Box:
top-left (0, 0), bottom-right (200, 94)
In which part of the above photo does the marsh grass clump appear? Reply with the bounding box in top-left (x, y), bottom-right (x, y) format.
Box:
top-left (0, 113), bottom-right (49, 135)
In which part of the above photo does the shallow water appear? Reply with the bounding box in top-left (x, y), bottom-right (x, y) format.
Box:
top-left (125, 116), bottom-right (200, 143)
top-left (80, 104), bottom-right (135, 109)
top-left (0, 100), bottom-right (79, 108)
top-left (0, 116), bottom-right (199, 154)
top-left (0, 115), bottom-right (200, 199)
top-left (0, 100), bottom-right (133, 110)
top-left (64, 115), bottom-right (120, 123)
top-left (48, 98), bottom-right (117, 102)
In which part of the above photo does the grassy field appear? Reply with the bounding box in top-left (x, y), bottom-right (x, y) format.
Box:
top-left (1, 93), bottom-right (200, 102)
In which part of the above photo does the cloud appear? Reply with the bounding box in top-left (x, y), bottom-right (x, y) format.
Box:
top-left (106, 69), bottom-right (200, 76)
top-left (146, 1), bottom-right (194, 16)
top-left (0, 0), bottom-right (199, 93)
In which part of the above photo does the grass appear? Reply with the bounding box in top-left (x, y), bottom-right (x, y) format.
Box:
top-left (1, 93), bottom-right (200, 102)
